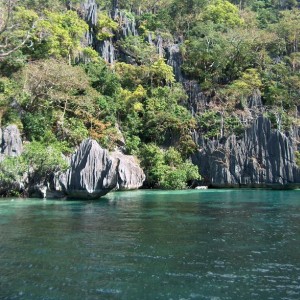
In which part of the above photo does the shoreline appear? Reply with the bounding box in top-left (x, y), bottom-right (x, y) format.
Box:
top-left (1, 186), bottom-right (299, 201)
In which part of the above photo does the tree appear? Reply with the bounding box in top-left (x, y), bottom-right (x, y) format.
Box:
top-left (225, 68), bottom-right (262, 108)
top-left (117, 0), bottom-right (173, 13)
top-left (0, 77), bottom-right (16, 125)
top-left (274, 9), bottom-right (300, 54)
top-left (118, 35), bottom-right (159, 66)
top-left (19, 59), bottom-right (105, 144)
top-left (95, 12), bottom-right (118, 40)
top-left (0, 0), bottom-right (38, 59)
top-left (182, 24), bottom-right (230, 85)
top-left (150, 58), bottom-right (175, 86)
top-left (168, 0), bottom-right (208, 35)
top-left (34, 10), bottom-right (88, 62)
top-left (202, 0), bottom-right (243, 27)
top-left (22, 0), bottom-right (65, 11)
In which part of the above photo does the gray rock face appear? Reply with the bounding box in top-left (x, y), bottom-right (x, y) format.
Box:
top-left (111, 151), bottom-right (145, 190)
top-left (81, 0), bottom-right (98, 27)
top-left (167, 43), bottom-right (183, 82)
top-left (64, 139), bottom-right (118, 199)
top-left (0, 125), bottom-right (24, 195)
top-left (183, 80), bottom-right (209, 116)
top-left (0, 125), bottom-right (23, 159)
top-left (247, 89), bottom-right (262, 109)
top-left (100, 39), bottom-right (115, 64)
top-left (192, 116), bottom-right (300, 188)
top-left (56, 139), bottom-right (145, 199)
top-left (116, 10), bottom-right (138, 37)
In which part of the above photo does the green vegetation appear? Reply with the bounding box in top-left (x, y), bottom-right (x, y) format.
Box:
top-left (96, 12), bottom-right (119, 40)
top-left (0, 138), bottom-right (69, 196)
top-left (0, 0), bottom-right (299, 190)
top-left (140, 144), bottom-right (200, 189)
top-left (295, 151), bottom-right (300, 167)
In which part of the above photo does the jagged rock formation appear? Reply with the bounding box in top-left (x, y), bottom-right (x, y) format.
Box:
top-left (100, 39), bottom-right (115, 64)
top-left (35, 139), bottom-right (145, 199)
top-left (81, 0), bottom-right (98, 26)
top-left (62, 139), bottom-right (118, 199)
top-left (0, 125), bottom-right (23, 161)
top-left (79, 0), bottom-right (139, 64)
top-left (183, 80), bottom-right (209, 115)
top-left (111, 151), bottom-right (145, 190)
top-left (166, 43), bottom-right (183, 82)
top-left (0, 129), bottom-right (146, 198)
top-left (247, 89), bottom-right (263, 110)
top-left (116, 10), bottom-right (138, 37)
top-left (78, 0), bottom-right (115, 64)
top-left (192, 116), bottom-right (300, 188)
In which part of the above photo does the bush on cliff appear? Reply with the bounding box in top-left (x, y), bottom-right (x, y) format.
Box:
top-left (0, 138), bottom-right (69, 196)
top-left (140, 144), bottom-right (200, 189)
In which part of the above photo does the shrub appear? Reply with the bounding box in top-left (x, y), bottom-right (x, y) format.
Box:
top-left (0, 156), bottom-right (27, 196)
top-left (198, 111), bottom-right (221, 139)
top-left (139, 144), bottom-right (200, 189)
top-left (22, 140), bottom-right (70, 180)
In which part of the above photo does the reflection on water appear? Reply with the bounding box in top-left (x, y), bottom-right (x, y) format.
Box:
top-left (0, 189), bottom-right (300, 299)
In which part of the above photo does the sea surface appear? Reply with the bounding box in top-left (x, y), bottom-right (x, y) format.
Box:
top-left (0, 189), bottom-right (300, 300)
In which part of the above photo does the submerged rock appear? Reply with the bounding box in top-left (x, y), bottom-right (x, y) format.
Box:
top-left (193, 116), bottom-right (300, 188)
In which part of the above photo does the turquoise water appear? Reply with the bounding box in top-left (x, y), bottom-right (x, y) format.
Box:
top-left (0, 189), bottom-right (300, 299)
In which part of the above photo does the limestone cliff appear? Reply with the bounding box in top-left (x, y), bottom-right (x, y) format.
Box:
top-left (192, 116), bottom-right (300, 188)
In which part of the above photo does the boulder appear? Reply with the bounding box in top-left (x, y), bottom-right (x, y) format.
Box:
top-left (64, 139), bottom-right (118, 199)
top-left (193, 116), bottom-right (300, 188)
top-left (111, 151), bottom-right (145, 190)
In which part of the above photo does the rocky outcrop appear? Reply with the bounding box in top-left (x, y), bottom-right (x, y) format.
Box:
top-left (42, 139), bottom-right (145, 199)
top-left (0, 125), bottom-right (25, 196)
top-left (192, 116), bottom-right (300, 188)
top-left (0, 130), bottom-right (145, 198)
top-left (81, 0), bottom-right (98, 27)
top-left (247, 89), bottom-right (263, 110)
top-left (115, 10), bottom-right (138, 37)
top-left (111, 151), bottom-right (145, 190)
top-left (0, 125), bottom-right (23, 160)
top-left (183, 80), bottom-right (209, 115)
top-left (167, 43), bottom-right (183, 82)
top-left (63, 139), bottom-right (118, 199)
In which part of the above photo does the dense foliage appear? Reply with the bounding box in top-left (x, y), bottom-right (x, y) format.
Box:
top-left (0, 0), bottom-right (299, 189)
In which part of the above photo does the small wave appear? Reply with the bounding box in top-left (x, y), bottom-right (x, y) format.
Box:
top-left (96, 288), bottom-right (121, 295)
